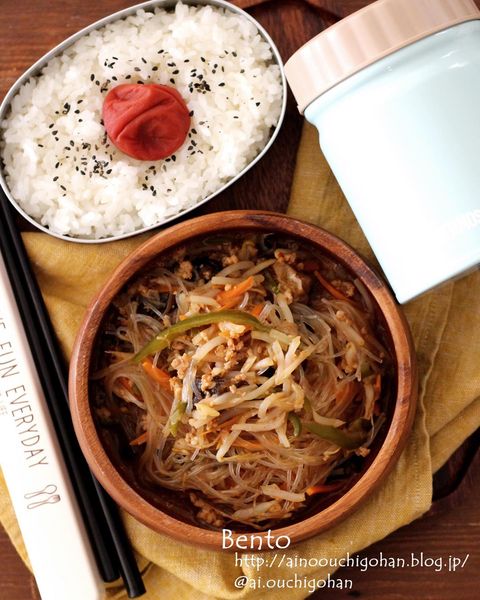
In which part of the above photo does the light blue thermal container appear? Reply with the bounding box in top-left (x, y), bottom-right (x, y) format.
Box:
top-left (285, 0), bottom-right (480, 303)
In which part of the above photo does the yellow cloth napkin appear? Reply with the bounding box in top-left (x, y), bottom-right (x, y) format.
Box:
top-left (1, 122), bottom-right (479, 599)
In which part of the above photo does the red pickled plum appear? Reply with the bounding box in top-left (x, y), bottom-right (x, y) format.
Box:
top-left (102, 83), bottom-right (190, 161)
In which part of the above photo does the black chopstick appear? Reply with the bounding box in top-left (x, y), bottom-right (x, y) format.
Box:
top-left (0, 190), bottom-right (146, 598)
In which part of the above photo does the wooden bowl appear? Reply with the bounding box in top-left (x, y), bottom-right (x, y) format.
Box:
top-left (69, 210), bottom-right (417, 550)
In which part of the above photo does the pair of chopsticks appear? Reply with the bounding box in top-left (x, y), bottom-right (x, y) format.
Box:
top-left (0, 190), bottom-right (145, 598)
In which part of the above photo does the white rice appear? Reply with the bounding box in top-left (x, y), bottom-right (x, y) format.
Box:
top-left (1, 2), bottom-right (283, 239)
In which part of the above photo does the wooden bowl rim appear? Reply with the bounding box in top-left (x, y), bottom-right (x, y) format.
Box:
top-left (69, 210), bottom-right (418, 551)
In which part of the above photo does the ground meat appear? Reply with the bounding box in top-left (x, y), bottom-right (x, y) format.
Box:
top-left (272, 261), bottom-right (311, 303)
top-left (170, 353), bottom-right (191, 378)
top-left (175, 260), bottom-right (193, 280)
top-left (274, 248), bottom-right (296, 264)
top-left (190, 493), bottom-right (225, 527)
top-left (222, 254), bottom-right (239, 266)
top-left (331, 279), bottom-right (356, 298)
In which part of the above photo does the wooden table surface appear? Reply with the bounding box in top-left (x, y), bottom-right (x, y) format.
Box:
top-left (0, 0), bottom-right (479, 598)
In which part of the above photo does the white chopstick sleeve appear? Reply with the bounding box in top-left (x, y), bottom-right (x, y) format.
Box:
top-left (0, 253), bottom-right (103, 600)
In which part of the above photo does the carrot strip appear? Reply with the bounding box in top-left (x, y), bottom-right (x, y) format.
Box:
top-left (302, 260), bottom-right (321, 272)
top-left (373, 373), bottom-right (382, 400)
top-left (249, 303), bottom-right (264, 318)
top-left (118, 377), bottom-right (133, 392)
top-left (314, 270), bottom-right (349, 301)
top-left (305, 482), bottom-right (344, 496)
top-left (373, 374), bottom-right (382, 415)
top-left (335, 380), bottom-right (358, 405)
top-left (218, 415), bottom-right (244, 430)
top-left (216, 276), bottom-right (255, 307)
top-left (232, 438), bottom-right (263, 451)
top-left (141, 359), bottom-right (171, 393)
top-left (129, 431), bottom-right (148, 446)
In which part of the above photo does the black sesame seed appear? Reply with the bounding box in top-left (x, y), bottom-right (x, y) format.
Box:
top-left (48, 123), bottom-right (54, 129)
top-left (240, 69), bottom-right (245, 74)
top-left (134, 67), bottom-right (141, 72)
top-left (158, 49), bottom-right (164, 54)
top-left (184, 59), bottom-right (190, 63)
top-left (191, 128), bottom-right (197, 134)
top-left (152, 66), bottom-right (158, 71)
top-left (141, 57), bottom-right (147, 64)
top-left (138, 81), bottom-right (144, 85)
top-left (37, 143), bottom-right (44, 147)
top-left (172, 70), bottom-right (179, 75)
top-left (90, 74), bottom-right (95, 81)
top-left (200, 57), bottom-right (206, 62)
top-left (106, 169), bottom-right (112, 175)
top-left (60, 185), bottom-right (66, 191)
top-left (125, 74), bottom-right (132, 79)
top-left (170, 78), bottom-right (175, 84)
top-left (78, 99), bottom-right (83, 104)
top-left (52, 130), bottom-right (58, 136)
top-left (256, 102), bottom-right (260, 106)
top-left (74, 109), bottom-right (80, 114)
top-left (218, 82), bottom-right (225, 87)
top-left (55, 162), bottom-right (60, 168)
top-left (95, 80), bottom-right (100, 86)
top-left (171, 155), bottom-right (176, 161)
top-left (53, 176), bottom-right (59, 181)
top-left (112, 76), bottom-right (118, 81)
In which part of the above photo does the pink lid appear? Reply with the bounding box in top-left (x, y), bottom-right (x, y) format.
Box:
top-left (285, 0), bottom-right (480, 113)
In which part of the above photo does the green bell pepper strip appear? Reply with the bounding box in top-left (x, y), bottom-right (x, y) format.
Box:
top-left (288, 412), bottom-right (302, 437)
top-left (134, 309), bottom-right (270, 363)
top-left (169, 402), bottom-right (187, 437)
top-left (305, 419), bottom-right (370, 450)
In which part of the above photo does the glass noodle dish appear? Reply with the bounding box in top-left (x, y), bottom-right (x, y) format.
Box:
top-left (93, 233), bottom-right (390, 530)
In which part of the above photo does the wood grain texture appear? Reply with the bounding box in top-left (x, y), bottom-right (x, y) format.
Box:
top-left (0, 0), bottom-right (478, 597)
